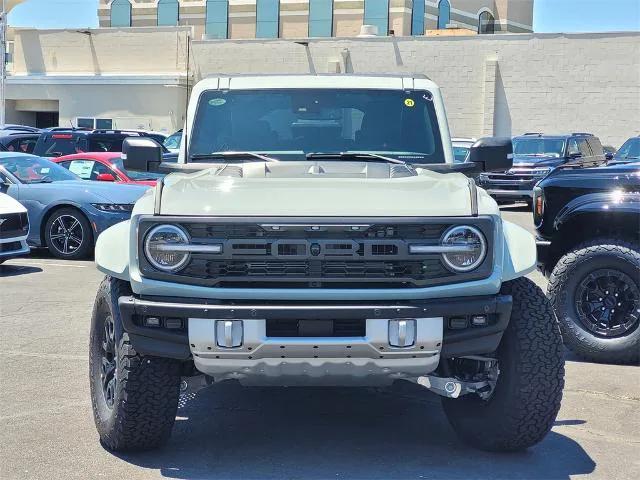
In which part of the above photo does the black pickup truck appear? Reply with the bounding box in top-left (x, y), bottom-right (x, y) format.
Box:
top-left (534, 163), bottom-right (640, 363)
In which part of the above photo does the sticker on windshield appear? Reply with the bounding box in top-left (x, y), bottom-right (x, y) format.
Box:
top-left (404, 98), bottom-right (415, 107)
top-left (208, 98), bottom-right (227, 107)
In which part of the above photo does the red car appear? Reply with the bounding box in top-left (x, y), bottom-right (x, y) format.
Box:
top-left (53, 152), bottom-right (164, 186)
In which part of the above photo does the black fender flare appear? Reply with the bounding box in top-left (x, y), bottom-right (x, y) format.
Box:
top-left (554, 191), bottom-right (640, 231)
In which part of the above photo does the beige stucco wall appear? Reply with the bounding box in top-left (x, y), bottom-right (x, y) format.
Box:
top-left (8, 27), bottom-right (191, 133)
top-left (6, 81), bottom-right (187, 133)
top-left (12, 27), bottom-right (191, 75)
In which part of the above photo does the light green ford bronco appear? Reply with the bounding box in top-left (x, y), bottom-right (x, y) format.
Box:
top-left (89, 74), bottom-right (565, 452)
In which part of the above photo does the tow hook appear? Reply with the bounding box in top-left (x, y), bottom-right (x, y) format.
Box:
top-left (417, 375), bottom-right (493, 399)
top-left (180, 375), bottom-right (213, 396)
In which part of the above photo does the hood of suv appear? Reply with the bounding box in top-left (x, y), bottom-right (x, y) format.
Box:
top-left (156, 165), bottom-right (477, 217)
top-left (512, 155), bottom-right (564, 168)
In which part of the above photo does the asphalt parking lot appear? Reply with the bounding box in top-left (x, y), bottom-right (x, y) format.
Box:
top-left (1, 205), bottom-right (638, 480)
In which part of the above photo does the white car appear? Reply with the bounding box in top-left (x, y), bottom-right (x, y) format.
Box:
top-left (0, 191), bottom-right (30, 264)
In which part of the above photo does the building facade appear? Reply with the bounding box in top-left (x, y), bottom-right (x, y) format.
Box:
top-left (97, 0), bottom-right (534, 39)
top-left (6, 28), bottom-right (639, 147)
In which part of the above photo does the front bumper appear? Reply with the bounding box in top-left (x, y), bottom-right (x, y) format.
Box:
top-left (118, 294), bottom-right (512, 385)
top-left (485, 189), bottom-right (534, 200)
top-left (0, 238), bottom-right (30, 261)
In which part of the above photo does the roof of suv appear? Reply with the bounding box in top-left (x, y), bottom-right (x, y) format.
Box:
top-left (514, 132), bottom-right (596, 140)
top-left (195, 74), bottom-right (439, 92)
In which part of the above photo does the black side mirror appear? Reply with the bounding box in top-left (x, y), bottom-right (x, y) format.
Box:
top-left (605, 152), bottom-right (614, 161)
top-left (122, 137), bottom-right (162, 172)
top-left (468, 137), bottom-right (513, 172)
top-left (569, 152), bottom-right (582, 159)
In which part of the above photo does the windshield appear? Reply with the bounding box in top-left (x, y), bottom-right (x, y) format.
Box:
top-left (452, 146), bottom-right (470, 163)
top-left (189, 89), bottom-right (444, 164)
top-left (164, 131), bottom-right (182, 150)
top-left (513, 138), bottom-right (565, 158)
top-left (614, 138), bottom-right (640, 160)
top-left (113, 159), bottom-right (165, 181)
top-left (0, 156), bottom-right (79, 183)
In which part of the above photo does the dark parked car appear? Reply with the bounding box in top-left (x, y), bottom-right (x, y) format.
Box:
top-left (609, 136), bottom-right (639, 166)
top-left (477, 133), bottom-right (607, 205)
top-left (0, 132), bottom-right (41, 154)
top-left (0, 124), bottom-right (41, 134)
top-left (32, 129), bottom-right (167, 158)
top-left (534, 163), bottom-right (640, 364)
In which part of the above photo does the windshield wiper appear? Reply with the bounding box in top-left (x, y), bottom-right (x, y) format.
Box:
top-left (191, 152), bottom-right (280, 163)
top-left (306, 152), bottom-right (406, 165)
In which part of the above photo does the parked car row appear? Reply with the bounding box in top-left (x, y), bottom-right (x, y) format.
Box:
top-left (0, 124), bottom-right (183, 158)
top-left (0, 153), bottom-right (149, 260)
top-left (464, 132), bottom-right (638, 206)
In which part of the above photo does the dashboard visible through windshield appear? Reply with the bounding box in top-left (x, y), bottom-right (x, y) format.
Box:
top-left (189, 88), bottom-right (445, 164)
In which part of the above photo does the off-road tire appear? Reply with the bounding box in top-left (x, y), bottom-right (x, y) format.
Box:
top-left (548, 240), bottom-right (640, 364)
top-left (442, 277), bottom-right (564, 452)
top-left (89, 276), bottom-right (181, 451)
top-left (44, 207), bottom-right (93, 260)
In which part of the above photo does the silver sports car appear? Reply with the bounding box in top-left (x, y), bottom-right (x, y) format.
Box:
top-left (0, 152), bottom-right (149, 259)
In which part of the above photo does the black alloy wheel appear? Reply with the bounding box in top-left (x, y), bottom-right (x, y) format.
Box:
top-left (100, 313), bottom-right (117, 409)
top-left (575, 269), bottom-right (640, 338)
top-left (44, 208), bottom-right (93, 259)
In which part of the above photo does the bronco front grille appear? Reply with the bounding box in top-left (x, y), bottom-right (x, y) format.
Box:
top-left (138, 217), bottom-right (494, 289)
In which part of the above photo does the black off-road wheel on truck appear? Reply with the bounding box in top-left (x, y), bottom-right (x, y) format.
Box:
top-left (548, 240), bottom-right (640, 364)
top-left (89, 277), bottom-right (182, 451)
top-left (442, 277), bottom-right (565, 452)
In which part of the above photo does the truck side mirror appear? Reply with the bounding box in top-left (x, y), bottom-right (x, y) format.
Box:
top-left (468, 137), bottom-right (513, 172)
top-left (121, 137), bottom-right (162, 172)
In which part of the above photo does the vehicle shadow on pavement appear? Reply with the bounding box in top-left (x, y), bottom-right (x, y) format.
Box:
top-left (0, 264), bottom-right (43, 277)
top-left (113, 381), bottom-right (596, 480)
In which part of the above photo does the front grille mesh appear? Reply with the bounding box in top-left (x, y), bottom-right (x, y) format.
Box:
top-left (0, 212), bottom-right (28, 240)
top-left (140, 220), bottom-right (492, 289)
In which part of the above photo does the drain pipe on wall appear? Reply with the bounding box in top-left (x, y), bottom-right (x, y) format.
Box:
top-left (340, 48), bottom-right (351, 74)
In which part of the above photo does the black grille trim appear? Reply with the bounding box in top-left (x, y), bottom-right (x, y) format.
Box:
top-left (0, 212), bottom-right (28, 240)
top-left (138, 216), bottom-right (495, 289)
top-left (266, 319), bottom-right (366, 337)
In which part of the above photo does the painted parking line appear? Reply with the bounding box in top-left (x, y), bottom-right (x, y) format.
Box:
top-left (4, 261), bottom-right (89, 268)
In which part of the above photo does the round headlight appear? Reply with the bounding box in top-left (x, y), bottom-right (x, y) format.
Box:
top-left (144, 224), bottom-right (191, 272)
top-left (441, 225), bottom-right (487, 272)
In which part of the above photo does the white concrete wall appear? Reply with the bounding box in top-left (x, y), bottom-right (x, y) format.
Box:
top-left (6, 81), bottom-right (187, 133)
top-left (191, 32), bottom-right (640, 146)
